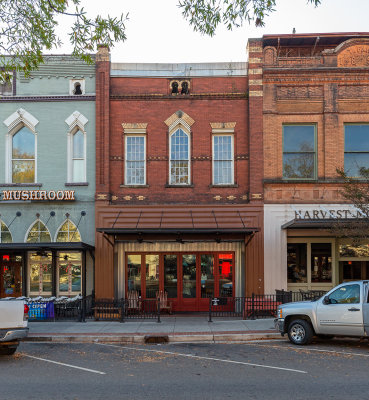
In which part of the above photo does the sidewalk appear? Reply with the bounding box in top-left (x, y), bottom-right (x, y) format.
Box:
top-left (26, 317), bottom-right (280, 344)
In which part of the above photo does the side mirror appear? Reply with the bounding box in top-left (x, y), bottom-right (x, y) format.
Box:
top-left (323, 296), bottom-right (330, 305)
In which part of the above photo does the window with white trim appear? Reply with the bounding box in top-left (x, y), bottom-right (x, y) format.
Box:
top-left (71, 129), bottom-right (86, 182)
top-left (26, 220), bottom-right (52, 243)
top-left (11, 126), bottom-right (36, 183)
top-left (0, 221), bottom-right (12, 243)
top-left (213, 135), bottom-right (234, 185)
top-left (170, 128), bottom-right (190, 185)
top-left (56, 220), bottom-right (81, 242)
top-left (125, 135), bottom-right (146, 185)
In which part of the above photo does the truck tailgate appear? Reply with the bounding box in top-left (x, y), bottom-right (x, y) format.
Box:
top-left (0, 301), bottom-right (27, 329)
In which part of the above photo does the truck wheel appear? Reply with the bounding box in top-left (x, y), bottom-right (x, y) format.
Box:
top-left (287, 319), bottom-right (313, 345)
top-left (0, 346), bottom-right (17, 356)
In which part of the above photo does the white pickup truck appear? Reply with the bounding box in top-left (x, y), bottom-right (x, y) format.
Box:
top-left (0, 300), bottom-right (29, 355)
top-left (276, 280), bottom-right (369, 345)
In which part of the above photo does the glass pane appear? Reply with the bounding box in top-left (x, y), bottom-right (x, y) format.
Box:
top-left (171, 129), bottom-right (189, 160)
top-left (42, 264), bottom-right (52, 292)
top-left (201, 255), bottom-right (214, 298)
top-left (283, 125), bottom-right (315, 152)
top-left (328, 284), bottom-right (360, 304)
top-left (287, 243), bottom-right (307, 283)
top-left (339, 243), bottom-right (369, 258)
top-left (73, 159), bottom-right (84, 182)
top-left (283, 153), bottom-right (314, 179)
top-left (73, 130), bottom-right (84, 158)
top-left (219, 254), bottom-right (233, 297)
top-left (345, 125), bottom-right (369, 152)
top-left (58, 252), bottom-right (82, 293)
top-left (164, 255), bottom-right (177, 298)
top-left (344, 153), bottom-right (369, 177)
top-left (170, 161), bottom-right (189, 184)
top-left (214, 160), bottom-right (232, 184)
top-left (182, 255), bottom-right (196, 298)
top-left (26, 221), bottom-right (51, 243)
top-left (30, 264), bottom-right (39, 292)
top-left (12, 160), bottom-right (35, 183)
top-left (126, 136), bottom-right (145, 161)
top-left (214, 136), bottom-right (232, 160)
top-left (1, 222), bottom-right (12, 243)
top-left (56, 220), bottom-right (81, 242)
top-left (29, 252), bottom-right (52, 294)
top-left (126, 161), bottom-right (145, 185)
top-left (342, 261), bottom-right (362, 281)
top-left (12, 127), bottom-right (35, 159)
top-left (311, 243), bottom-right (332, 283)
top-left (127, 255), bottom-right (141, 295)
top-left (145, 255), bottom-right (159, 298)
top-left (59, 263), bottom-right (69, 292)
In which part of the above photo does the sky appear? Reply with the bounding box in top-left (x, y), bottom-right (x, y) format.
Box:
top-left (55, 0), bottom-right (369, 63)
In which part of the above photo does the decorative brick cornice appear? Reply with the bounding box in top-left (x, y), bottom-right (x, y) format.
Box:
top-left (164, 110), bottom-right (195, 128)
top-left (210, 122), bottom-right (236, 130)
top-left (122, 123), bottom-right (148, 134)
top-left (0, 95), bottom-right (96, 102)
top-left (110, 93), bottom-right (247, 100)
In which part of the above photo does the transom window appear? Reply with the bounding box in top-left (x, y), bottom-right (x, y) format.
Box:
top-left (213, 135), bottom-right (234, 185)
top-left (0, 221), bottom-right (12, 243)
top-left (56, 220), bottom-right (81, 242)
top-left (170, 128), bottom-right (190, 185)
top-left (26, 220), bottom-right (51, 243)
top-left (12, 126), bottom-right (36, 183)
top-left (72, 130), bottom-right (85, 182)
top-left (125, 136), bottom-right (146, 185)
top-left (283, 125), bottom-right (316, 179)
top-left (344, 124), bottom-right (369, 177)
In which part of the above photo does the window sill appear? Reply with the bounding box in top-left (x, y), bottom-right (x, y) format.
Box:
top-left (120, 184), bottom-right (149, 188)
top-left (0, 183), bottom-right (42, 187)
top-left (209, 184), bottom-right (238, 188)
top-left (65, 182), bottom-right (89, 186)
top-left (165, 184), bottom-right (194, 188)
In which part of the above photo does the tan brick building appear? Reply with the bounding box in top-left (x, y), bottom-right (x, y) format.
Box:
top-left (259, 33), bottom-right (369, 294)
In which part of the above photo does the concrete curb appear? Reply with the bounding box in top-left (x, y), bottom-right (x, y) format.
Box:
top-left (24, 332), bottom-right (281, 344)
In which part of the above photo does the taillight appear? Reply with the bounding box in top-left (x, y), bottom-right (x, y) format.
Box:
top-left (24, 304), bottom-right (29, 320)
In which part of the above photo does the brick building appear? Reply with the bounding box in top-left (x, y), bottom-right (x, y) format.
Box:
top-left (260, 33), bottom-right (369, 294)
top-left (94, 47), bottom-right (264, 310)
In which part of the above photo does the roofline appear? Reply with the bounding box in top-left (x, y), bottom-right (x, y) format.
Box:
top-left (262, 32), bottom-right (369, 40)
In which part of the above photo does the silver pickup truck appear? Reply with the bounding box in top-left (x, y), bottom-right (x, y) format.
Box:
top-left (0, 300), bottom-right (29, 355)
top-left (275, 280), bottom-right (369, 345)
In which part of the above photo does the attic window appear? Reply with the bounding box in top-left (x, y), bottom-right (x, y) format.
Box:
top-left (74, 82), bottom-right (82, 95)
top-left (69, 79), bottom-right (85, 96)
top-left (171, 81), bottom-right (179, 94)
top-left (169, 79), bottom-right (190, 95)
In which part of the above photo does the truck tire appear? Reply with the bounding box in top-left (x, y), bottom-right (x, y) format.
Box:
top-left (287, 319), bottom-right (313, 345)
top-left (0, 346), bottom-right (17, 356)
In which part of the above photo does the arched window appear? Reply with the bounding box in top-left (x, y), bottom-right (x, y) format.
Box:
top-left (26, 220), bottom-right (51, 243)
top-left (56, 220), bottom-right (81, 242)
top-left (71, 129), bottom-right (86, 182)
top-left (170, 128), bottom-right (190, 185)
top-left (0, 221), bottom-right (12, 243)
top-left (12, 126), bottom-right (36, 183)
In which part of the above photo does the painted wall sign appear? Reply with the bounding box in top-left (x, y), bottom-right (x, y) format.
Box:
top-left (1, 190), bottom-right (75, 201)
top-left (294, 209), bottom-right (363, 220)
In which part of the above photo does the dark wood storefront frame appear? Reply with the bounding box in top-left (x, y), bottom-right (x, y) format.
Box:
top-left (125, 251), bottom-right (235, 312)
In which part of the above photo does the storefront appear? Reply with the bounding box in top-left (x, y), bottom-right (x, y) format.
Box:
top-left (264, 204), bottom-right (369, 294)
top-left (95, 205), bottom-right (263, 311)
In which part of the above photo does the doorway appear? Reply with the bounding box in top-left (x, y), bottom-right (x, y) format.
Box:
top-left (0, 254), bottom-right (23, 298)
top-left (339, 261), bottom-right (369, 282)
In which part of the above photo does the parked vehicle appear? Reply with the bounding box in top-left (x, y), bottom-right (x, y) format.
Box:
top-left (275, 280), bottom-right (369, 345)
top-left (0, 299), bottom-right (29, 355)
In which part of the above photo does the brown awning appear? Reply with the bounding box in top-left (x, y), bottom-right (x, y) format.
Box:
top-left (282, 218), bottom-right (361, 230)
top-left (97, 208), bottom-right (259, 235)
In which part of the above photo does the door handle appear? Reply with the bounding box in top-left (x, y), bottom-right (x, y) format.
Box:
top-left (348, 308), bottom-right (360, 312)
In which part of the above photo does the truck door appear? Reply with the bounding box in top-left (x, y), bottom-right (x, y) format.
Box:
top-left (316, 283), bottom-right (364, 336)
top-left (363, 283), bottom-right (369, 336)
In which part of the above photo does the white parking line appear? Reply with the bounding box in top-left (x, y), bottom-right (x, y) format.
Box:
top-left (245, 342), bottom-right (369, 358)
top-left (22, 354), bottom-right (106, 375)
top-left (95, 343), bottom-right (307, 374)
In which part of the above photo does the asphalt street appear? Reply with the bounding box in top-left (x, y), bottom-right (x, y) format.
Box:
top-left (1, 338), bottom-right (369, 400)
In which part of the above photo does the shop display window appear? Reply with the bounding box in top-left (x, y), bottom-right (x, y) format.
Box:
top-left (58, 252), bottom-right (82, 295)
top-left (287, 243), bottom-right (307, 283)
top-left (311, 243), bottom-right (332, 283)
top-left (339, 243), bottom-right (369, 258)
top-left (127, 255), bottom-right (141, 295)
top-left (219, 254), bottom-right (233, 297)
top-left (164, 255), bottom-right (178, 298)
top-left (29, 252), bottom-right (52, 295)
top-left (145, 255), bottom-right (159, 298)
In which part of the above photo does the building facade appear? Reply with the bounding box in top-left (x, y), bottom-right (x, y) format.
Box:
top-left (260, 33), bottom-right (369, 294)
top-left (0, 56), bottom-right (95, 299)
top-left (94, 47), bottom-right (264, 310)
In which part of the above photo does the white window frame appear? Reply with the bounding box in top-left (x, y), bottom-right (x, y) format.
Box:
top-left (212, 134), bottom-right (234, 185)
top-left (65, 111), bottom-right (88, 183)
top-left (54, 219), bottom-right (82, 242)
top-left (124, 134), bottom-right (146, 185)
top-left (169, 127), bottom-right (191, 185)
top-left (57, 251), bottom-right (83, 296)
top-left (24, 219), bottom-right (52, 243)
top-left (3, 109), bottom-right (39, 184)
top-left (27, 251), bottom-right (53, 296)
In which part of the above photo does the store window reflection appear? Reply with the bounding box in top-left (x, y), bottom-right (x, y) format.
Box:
top-left (58, 252), bottom-right (82, 295)
top-left (287, 243), bottom-right (307, 283)
top-left (219, 253), bottom-right (233, 297)
top-left (311, 243), bottom-right (332, 283)
top-left (127, 255), bottom-right (141, 295)
top-left (29, 252), bottom-right (52, 295)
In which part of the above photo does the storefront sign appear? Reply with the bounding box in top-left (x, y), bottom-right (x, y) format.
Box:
top-left (294, 208), bottom-right (363, 220)
top-left (1, 190), bottom-right (75, 201)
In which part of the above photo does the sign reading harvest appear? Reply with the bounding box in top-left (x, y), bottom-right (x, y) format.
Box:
top-left (294, 209), bottom-right (362, 220)
top-left (1, 190), bottom-right (75, 201)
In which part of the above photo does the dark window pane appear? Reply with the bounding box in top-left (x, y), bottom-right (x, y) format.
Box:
top-left (311, 243), bottom-right (332, 283)
top-left (182, 255), bottom-right (196, 298)
top-left (329, 284), bottom-right (360, 304)
top-left (145, 255), bottom-right (159, 298)
top-left (344, 153), bottom-right (369, 177)
top-left (127, 255), bottom-right (141, 295)
top-left (283, 153), bottom-right (314, 178)
top-left (201, 255), bottom-right (214, 298)
top-left (164, 255), bottom-right (177, 298)
top-left (287, 243), bottom-right (307, 283)
top-left (283, 125), bottom-right (315, 152)
top-left (345, 125), bottom-right (369, 152)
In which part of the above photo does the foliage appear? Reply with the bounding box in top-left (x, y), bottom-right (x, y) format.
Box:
top-left (0, 0), bottom-right (128, 80)
top-left (178, 0), bottom-right (321, 36)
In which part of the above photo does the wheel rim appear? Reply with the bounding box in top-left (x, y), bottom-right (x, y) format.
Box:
top-left (290, 324), bottom-right (305, 343)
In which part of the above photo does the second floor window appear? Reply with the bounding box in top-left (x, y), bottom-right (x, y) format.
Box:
top-left (12, 126), bottom-right (36, 183)
top-left (170, 128), bottom-right (190, 185)
top-left (213, 135), bottom-right (234, 185)
top-left (344, 124), bottom-right (369, 177)
top-left (71, 130), bottom-right (86, 182)
top-left (283, 125), bottom-right (316, 179)
top-left (125, 136), bottom-right (146, 185)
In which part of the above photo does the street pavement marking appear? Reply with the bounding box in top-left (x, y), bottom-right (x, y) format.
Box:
top-left (245, 342), bottom-right (369, 357)
top-left (95, 343), bottom-right (307, 374)
top-left (21, 354), bottom-right (106, 375)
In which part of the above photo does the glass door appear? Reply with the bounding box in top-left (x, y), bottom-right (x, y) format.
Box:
top-left (0, 254), bottom-right (23, 298)
top-left (181, 254), bottom-right (197, 310)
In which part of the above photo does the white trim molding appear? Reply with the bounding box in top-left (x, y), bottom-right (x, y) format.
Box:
top-left (65, 111), bottom-right (88, 134)
top-left (3, 108), bottom-right (39, 135)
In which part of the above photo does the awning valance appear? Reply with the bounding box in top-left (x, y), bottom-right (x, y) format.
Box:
top-left (0, 242), bottom-right (94, 251)
top-left (282, 218), bottom-right (362, 230)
